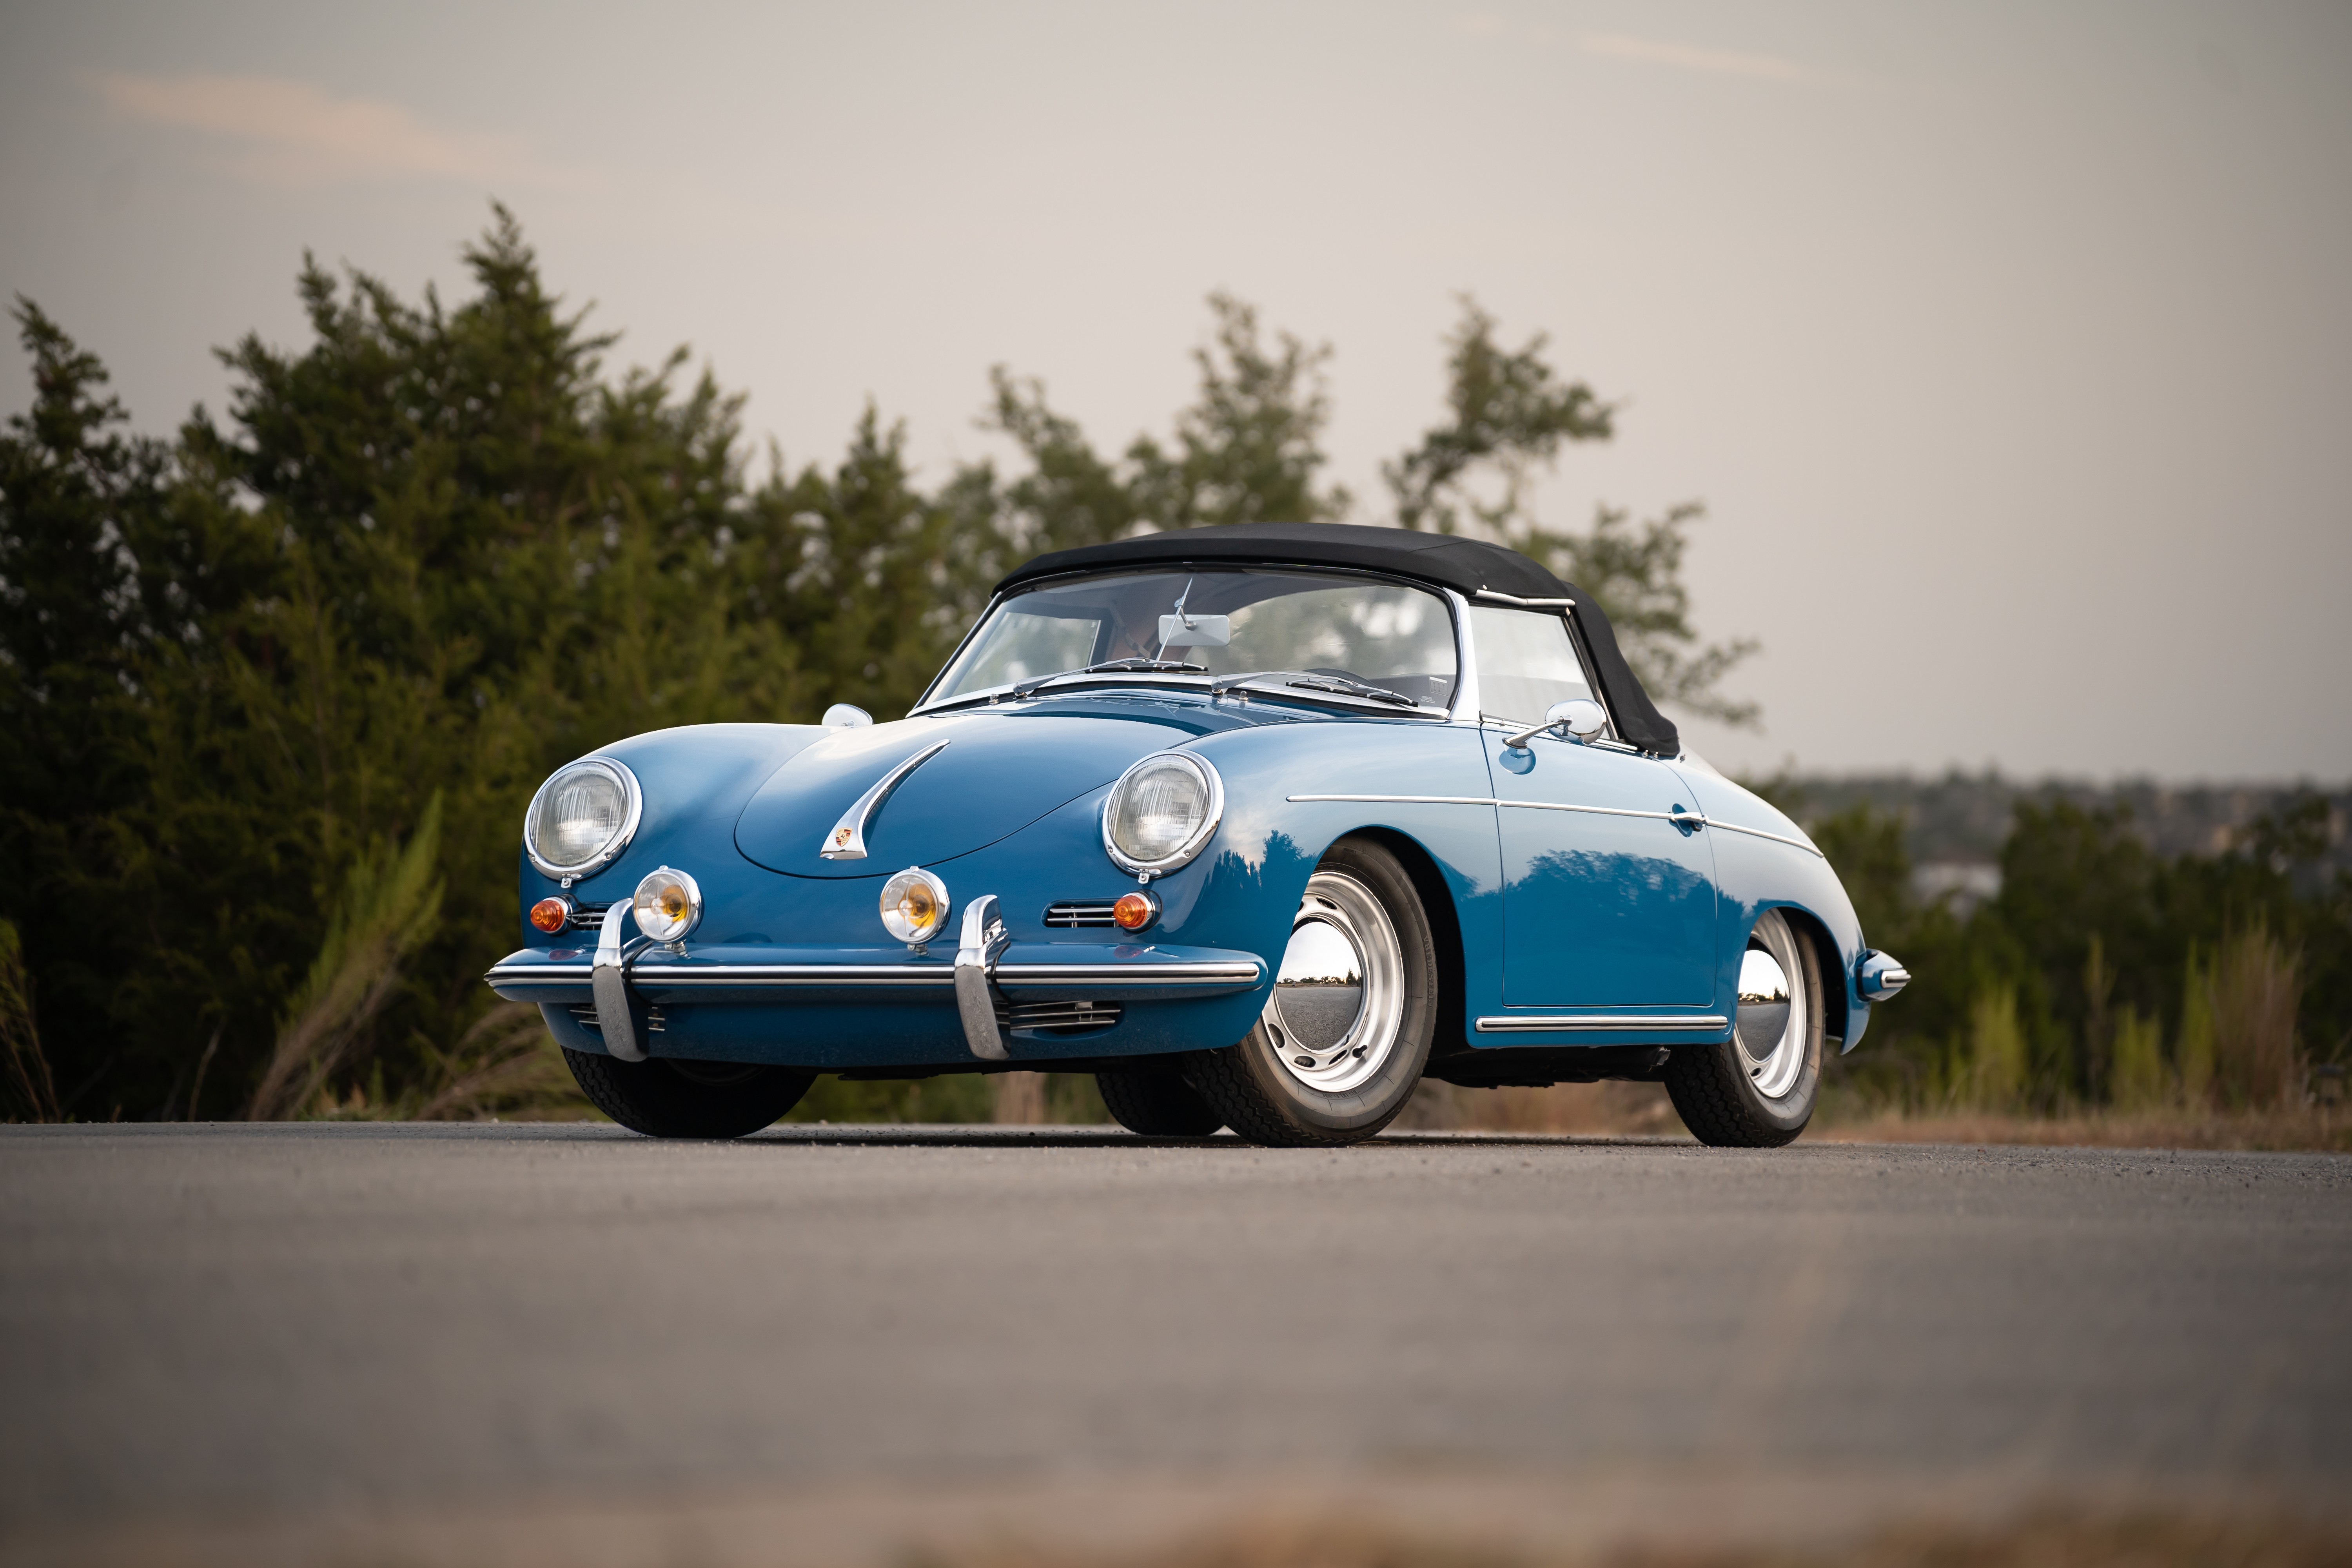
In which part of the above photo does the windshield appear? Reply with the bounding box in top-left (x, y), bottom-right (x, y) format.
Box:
top-left (927, 568), bottom-right (1459, 708)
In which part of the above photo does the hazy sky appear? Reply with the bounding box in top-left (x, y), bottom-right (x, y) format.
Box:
top-left (4, 1), bottom-right (2347, 782)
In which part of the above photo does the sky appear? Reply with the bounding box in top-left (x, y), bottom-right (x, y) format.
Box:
top-left (3, 0), bottom-right (2347, 784)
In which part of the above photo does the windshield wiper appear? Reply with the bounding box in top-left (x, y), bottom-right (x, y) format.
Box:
top-left (1209, 670), bottom-right (1419, 709)
top-left (1009, 659), bottom-right (1205, 700)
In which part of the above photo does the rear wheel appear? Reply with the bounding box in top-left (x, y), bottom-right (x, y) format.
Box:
top-left (1663, 909), bottom-right (1822, 1147)
top-left (1096, 1065), bottom-right (1225, 1136)
top-left (1187, 838), bottom-right (1438, 1147)
top-left (564, 1048), bottom-right (815, 1139)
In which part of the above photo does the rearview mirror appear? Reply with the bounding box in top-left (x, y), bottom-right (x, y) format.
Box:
top-left (1158, 613), bottom-right (1230, 648)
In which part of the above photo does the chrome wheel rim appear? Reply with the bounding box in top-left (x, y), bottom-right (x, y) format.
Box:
top-left (1735, 909), bottom-right (1808, 1102)
top-left (1262, 870), bottom-right (1404, 1094)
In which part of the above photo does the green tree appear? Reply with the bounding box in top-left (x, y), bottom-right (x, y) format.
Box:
top-left (1383, 299), bottom-right (1755, 725)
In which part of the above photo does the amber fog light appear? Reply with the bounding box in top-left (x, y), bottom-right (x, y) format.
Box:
top-left (632, 866), bottom-right (704, 944)
top-left (1112, 890), bottom-right (1160, 931)
top-left (529, 897), bottom-right (572, 935)
top-left (880, 867), bottom-right (950, 946)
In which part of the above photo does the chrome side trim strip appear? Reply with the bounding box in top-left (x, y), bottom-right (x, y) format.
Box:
top-left (1697, 818), bottom-right (1823, 855)
top-left (1497, 797), bottom-right (1680, 823)
top-left (590, 903), bottom-right (646, 1062)
top-left (1284, 794), bottom-right (1823, 857)
top-left (818, 739), bottom-right (951, 860)
top-left (1475, 1014), bottom-right (1730, 1033)
top-left (1288, 793), bottom-right (1498, 806)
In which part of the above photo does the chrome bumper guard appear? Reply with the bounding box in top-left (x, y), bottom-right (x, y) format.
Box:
top-left (590, 902), bottom-right (649, 1063)
top-left (955, 894), bottom-right (1013, 1061)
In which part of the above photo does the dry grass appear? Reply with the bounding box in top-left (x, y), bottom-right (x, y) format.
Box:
top-left (926, 1509), bottom-right (2352, 1568)
top-left (0, 917), bottom-right (61, 1122)
top-left (247, 794), bottom-right (445, 1120)
top-left (1400, 1070), bottom-right (2352, 1152)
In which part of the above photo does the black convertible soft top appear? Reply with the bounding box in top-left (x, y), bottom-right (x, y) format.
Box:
top-left (996, 522), bottom-right (1681, 755)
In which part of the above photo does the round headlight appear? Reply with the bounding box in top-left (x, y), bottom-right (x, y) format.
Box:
top-left (524, 759), bottom-right (642, 879)
top-left (879, 867), bottom-right (951, 946)
top-left (1102, 751), bottom-right (1223, 877)
top-left (632, 866), bottom-right (702, 944)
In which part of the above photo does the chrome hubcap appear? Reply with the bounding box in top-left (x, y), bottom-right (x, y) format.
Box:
top-left (1263, 871), bottom-right (1404, 1094)
top-left (1735, 909), bottom-right (1808, 1102)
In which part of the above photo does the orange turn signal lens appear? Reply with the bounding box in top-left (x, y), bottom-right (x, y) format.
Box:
top-left (529, 897), bottom-right (571, 934)
top-left (1112, 890), bottom-right (1160, 931)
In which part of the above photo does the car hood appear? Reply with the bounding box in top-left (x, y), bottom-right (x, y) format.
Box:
top-left (733, 707), bottom-right (1203, 878)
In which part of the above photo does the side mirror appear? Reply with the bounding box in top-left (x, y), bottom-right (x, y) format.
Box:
top-left (821, 703), bottom-right (873, 729)
top-left (1504, 697), bottom-right (1608, 750)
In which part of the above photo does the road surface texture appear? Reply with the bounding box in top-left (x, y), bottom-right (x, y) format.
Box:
top-left (2, 1122), bottom-right (2347, 1566)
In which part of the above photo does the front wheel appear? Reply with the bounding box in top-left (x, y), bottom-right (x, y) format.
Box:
top-left (564, 1048), bottom-right (815, 1139)
top-left (1186, 838), bottom-right (1438, 1147)
top-left (1096, 1065), bottom-right (1225, 1136)
top-left (1663, 908), bottom-right (1823, 1147)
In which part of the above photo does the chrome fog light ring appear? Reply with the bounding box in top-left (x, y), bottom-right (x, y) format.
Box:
top-left (1102, 751), bottom-right (1225, 878)
top-left (880, 866), bottom-right (952, 947)
top-left (632, 865), bottom-right (704, 944)
top-left (523, 757), bottom-right (644, 881)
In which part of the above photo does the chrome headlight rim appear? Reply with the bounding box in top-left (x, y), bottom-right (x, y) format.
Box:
top-left (522, 757), bottom-right (644, 881)
top-left (1101, 750), bottom-right (1225, 878)
top-left (632, 865), bottom-right (704, 944)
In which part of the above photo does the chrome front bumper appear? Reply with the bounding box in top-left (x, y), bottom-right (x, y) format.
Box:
top-left (485, 906), bottom-right (1265, 1065)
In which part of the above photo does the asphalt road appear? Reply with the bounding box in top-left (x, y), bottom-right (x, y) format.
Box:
top-left (3, 1123), bottom-right (2348, 1561)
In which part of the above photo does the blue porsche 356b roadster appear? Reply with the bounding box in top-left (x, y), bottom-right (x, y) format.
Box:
top-left (487, 523), bottom-right (1907, 1146)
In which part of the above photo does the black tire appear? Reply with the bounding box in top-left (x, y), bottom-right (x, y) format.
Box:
top-left (564, 1047), bottom-right (815, 1139)
top-left (1187, 837), bottom-right (1439, 1148)
top-left (1096, 1065), bottom-right (1226, 1136)
top-left (1664, 910), bottom-right (1824, 1147)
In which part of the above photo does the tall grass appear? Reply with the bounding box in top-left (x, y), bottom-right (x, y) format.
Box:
top-left (2108, 1006), bottom-right (2168, 1112)
top-left (0, 918), bottom-right (60, 1122)
top-left (1958, 982), bottom-right (2028, 1111)
top-left (2207, 925), bottom-right (2303, 1110)
top-left (245, 795), bottom-right (445, 1121)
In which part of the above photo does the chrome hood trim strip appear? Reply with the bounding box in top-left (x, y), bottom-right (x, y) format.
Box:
top-left (818, 738), bottom-right (951, 860)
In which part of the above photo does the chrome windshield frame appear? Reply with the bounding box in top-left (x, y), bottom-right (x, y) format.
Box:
top-left (1449, 592), bottom-right (1628, 746)
top-left (910, 564), bottom-right (1467, 720)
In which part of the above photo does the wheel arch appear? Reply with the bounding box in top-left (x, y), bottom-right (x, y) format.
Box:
top-left (1762, 901), bottom-right (1849, 1047)
top-left (1328, 826), bottom-right (1470, 1060)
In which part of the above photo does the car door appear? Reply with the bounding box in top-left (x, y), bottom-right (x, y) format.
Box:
top-left (1469, 606), bottom-right (1718, 1007)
